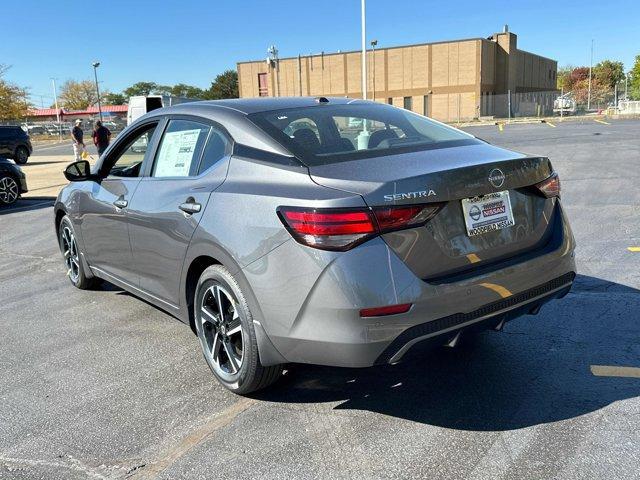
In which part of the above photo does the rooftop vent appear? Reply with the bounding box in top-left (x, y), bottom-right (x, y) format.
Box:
top-left (503, 24), bottom-right (509, 33)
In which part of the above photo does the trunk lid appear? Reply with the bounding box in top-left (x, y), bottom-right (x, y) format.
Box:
top-left (309, 143), bottom-right (556, 280)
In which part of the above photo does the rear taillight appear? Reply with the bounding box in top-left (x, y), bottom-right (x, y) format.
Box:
top-left (278, 204), bottom-right (443, 251)
top-left (534, 172), bottom-right (560, 198)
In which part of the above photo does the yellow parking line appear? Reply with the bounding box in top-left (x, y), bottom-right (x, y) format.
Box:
top-left (546, 121), bottom-right (556, 128)
top-left (591, 365), bottom-right (640, 378)
top-left (594, 119), bottom-right (610, 125)
top-left (480, 282), bottom-right (512, 298)
top-left (466, 253), bottom-right (481, 263)
top-left (628, 247), bottom-right (640, 252)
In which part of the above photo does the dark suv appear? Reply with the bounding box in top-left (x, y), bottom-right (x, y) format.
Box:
top-left (0, 126), bottom-right (33, 164)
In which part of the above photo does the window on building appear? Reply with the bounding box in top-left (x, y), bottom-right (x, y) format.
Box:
top-left (258, 73), bottom-right (268, 97)
top-left (403, 96), bottom-right (412, 111)
top-left (387, 97), bottom-right (393, 105)
top-left (423, 95), bottom-right (429, 117)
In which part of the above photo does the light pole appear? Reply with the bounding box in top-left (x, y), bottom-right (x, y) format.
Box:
top-left (267, 46), bottom-right (279, 97)
top-left (587, 40), bottom-right (593, 111)
top-left (92, 61), bottom-right (103, 121)
top-left (357, 0), bottom-right (370, 150)
top-left (50, 77), bottom-right (61, 140)
top-left (361, 0), bottom-right (367, 101)
top-left (370, 39), bottom-right (378, 102)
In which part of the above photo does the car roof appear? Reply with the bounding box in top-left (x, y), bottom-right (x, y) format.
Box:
top-left (173, 96), bottom-right (366, 115)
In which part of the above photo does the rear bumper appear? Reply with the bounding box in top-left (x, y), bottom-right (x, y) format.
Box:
top-left (375, 272), bottom-right (574, 364)
top-left (244, 203), bottom-right (576, 368)
top-left (18, 176), bottom-right (28, 194)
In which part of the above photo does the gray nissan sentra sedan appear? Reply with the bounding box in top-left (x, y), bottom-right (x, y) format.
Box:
top-left (54, 97), bottom-right (576, 394)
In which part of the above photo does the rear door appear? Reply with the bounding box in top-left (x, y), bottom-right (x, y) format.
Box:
top-left (80, 121), bottom-right (161, 284)
top-left (127, 117), bottom-right (232, 307)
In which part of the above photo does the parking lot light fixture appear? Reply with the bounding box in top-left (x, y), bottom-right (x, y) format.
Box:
top-left (92, 61), bottom-right (103, 122)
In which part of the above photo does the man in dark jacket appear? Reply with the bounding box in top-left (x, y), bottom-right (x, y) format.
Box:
top-left (92, 120), bottom-right (111, 156)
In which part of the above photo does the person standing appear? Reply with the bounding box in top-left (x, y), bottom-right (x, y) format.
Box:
top-left (92, 120), bottom-right (112, 156)
top-left (71, 119), bottom-right (85, 161)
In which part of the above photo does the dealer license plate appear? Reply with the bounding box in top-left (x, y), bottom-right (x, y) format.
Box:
top-left (461, 191), bottom-right (515, 237)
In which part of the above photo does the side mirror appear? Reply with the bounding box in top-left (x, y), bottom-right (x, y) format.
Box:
top-left (64, 160), bottom-right (93, 182)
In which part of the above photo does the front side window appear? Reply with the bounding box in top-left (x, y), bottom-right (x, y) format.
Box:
top-left (107, 123), bottom-right (158, 178)
top-left (248, 103), bottom-right (479, 166)
top-left (152, 120), bottom-right (210, 178)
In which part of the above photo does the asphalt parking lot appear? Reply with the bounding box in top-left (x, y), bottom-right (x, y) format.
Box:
top-left (1, 119), bottom-right (639, 479)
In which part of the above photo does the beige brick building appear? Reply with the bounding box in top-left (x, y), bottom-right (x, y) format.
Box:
top-left (237, 28), bottom-right (557, 121)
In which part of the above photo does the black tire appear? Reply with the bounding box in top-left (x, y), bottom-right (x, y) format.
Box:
top-left (14, 146), bottom-right (29, 165)
top-left (58, 215), bottom-right (100, 290)
top-left (0, 175), bottom-right (20, 206)
top-left (194, 264), bottom-right (283, 394)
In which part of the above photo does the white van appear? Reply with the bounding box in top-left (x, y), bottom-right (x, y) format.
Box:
top-left (127, 95), bottom-right (197, 125)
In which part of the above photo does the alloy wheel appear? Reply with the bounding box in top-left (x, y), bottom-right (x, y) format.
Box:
top-left (61, 226), bottom-right (80, 283)
top-left (199, 283), bottom-right (244, 380)
top-left (0, 176), bottom-right (18, 204)
top-left (16, 147), bottom-right (28, 164)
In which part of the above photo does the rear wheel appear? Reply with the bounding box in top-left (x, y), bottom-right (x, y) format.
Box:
top-left (0, 176), bottom-right (19, 206)
top-left (58, 215), bottom-right (99, 289)
top-left (14, 146), bottom-right (29, 165)
top-left (195, 265), bottom-right (283, 394)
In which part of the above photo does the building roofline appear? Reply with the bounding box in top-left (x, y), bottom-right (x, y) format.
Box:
top-left (516, 48), bottom-right (557, 63)
top-left (237, 36), bottom-right (488, 65)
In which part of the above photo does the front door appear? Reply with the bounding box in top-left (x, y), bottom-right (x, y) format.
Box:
top-left (127, 118), bottom-right (231, 307)
top-left (80, 122), bottom-right (160, 284)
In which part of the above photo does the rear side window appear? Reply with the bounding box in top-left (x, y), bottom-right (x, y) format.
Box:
top-left (152, 120), bottom-right (210, 178)
top-left (248, 103), bottom-right (479, 166)
top-left (197, 128), bottom-right (231, 175)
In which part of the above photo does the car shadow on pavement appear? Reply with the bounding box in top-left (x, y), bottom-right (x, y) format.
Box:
top-left (0, 197), bottom-right (56, 215)
top-left (255, 274), bottom-right (640, 431)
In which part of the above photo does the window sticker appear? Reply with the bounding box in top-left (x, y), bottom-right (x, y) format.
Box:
top-left (155, 129), bottom-right (201, 177)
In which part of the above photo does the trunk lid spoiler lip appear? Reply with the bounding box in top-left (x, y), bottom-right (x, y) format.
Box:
top-left (308, 143), bottom-right (552, 204)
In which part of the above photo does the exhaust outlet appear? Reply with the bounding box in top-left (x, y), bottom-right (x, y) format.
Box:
top-left (529, 304), bottom-right (542, 315)
top-left (444, 331), bottom-right (462, 348)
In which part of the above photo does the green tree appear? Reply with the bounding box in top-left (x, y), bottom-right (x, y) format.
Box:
top-left (58, 80), bottom-right (99, 110)
top-left (205, 70), bottom-right (238, 100)
top-left (594, 60), bottom-right (625, 89)
top-left (170, 83), bottom-right (205, 98)
top-left (122, 81), bottom-right (159, 97)
top-left (629, 55), bottom-right (640, 101)
top-left (0, 65), bottom-right (29, 121)
top-left (103, 92), bottom-right (126, 105)
top-left (557, 66), bottom-right (573, 90)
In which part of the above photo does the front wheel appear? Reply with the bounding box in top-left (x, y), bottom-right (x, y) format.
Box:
top-left (194, 265), bottom-right (283, 394)
top-left (58, 215), bottom-right (99, 289)
top-left (0, 176), bottom-right (19, 205)
top-left (14, 146), bottom-right (29, 165)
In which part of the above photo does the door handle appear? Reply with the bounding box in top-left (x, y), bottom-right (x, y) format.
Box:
top-left (179, 200), bottom-right (202, 214)
top-left (113, 199), bottom-right (128, 209)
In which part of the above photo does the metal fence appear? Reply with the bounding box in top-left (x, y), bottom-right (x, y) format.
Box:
top-left (481, 90), bottom-right (559, 118)
top-left (479, 88), bottom-right (638, 119)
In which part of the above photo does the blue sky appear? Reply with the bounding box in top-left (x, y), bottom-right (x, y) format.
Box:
top-left (1, 0), bottom-right (637, 106)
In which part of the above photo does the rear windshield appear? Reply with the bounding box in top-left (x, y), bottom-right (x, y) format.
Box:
top-left (248, 103), bottom-right (480, 166)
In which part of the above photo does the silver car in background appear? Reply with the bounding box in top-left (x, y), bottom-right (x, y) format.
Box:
top-left (54, 97), bottom-right (576, 394)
